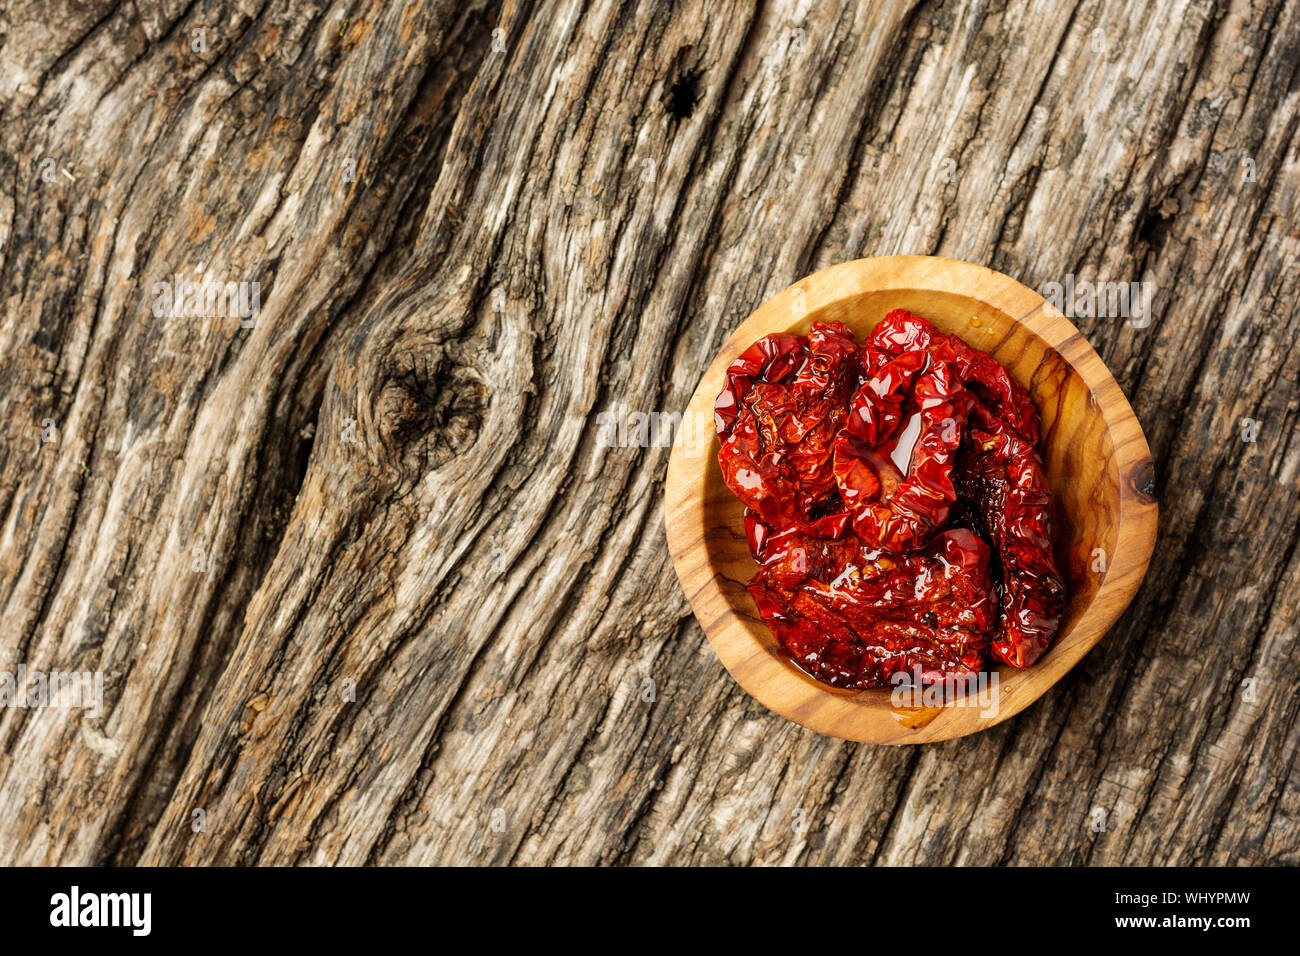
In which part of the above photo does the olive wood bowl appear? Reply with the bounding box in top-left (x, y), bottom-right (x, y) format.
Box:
top-left (664, 255), bottom-right (1158, 744)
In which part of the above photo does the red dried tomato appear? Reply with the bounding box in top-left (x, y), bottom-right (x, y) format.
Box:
top-left (832, 347), bottom-right (976, 550)
top-left (747, 527), bottom-right (995, 688)
top-left (864, 310), bottom-right (1040, 444)
top-left (715, 310), bottom-right (1066, 689)
top-left (715, 322), bottom-right (858, 536)
top-left (954, 429), bottom-right (1065, 668)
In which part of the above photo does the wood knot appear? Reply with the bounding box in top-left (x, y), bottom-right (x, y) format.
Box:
top-left (377, 345), bottom-right (486, 471)
top-left (1129, 457), bottom-right (1157, 504)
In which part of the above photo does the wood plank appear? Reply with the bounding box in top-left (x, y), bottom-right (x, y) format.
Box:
top-left (0, 0), bottom-right (1295, 865)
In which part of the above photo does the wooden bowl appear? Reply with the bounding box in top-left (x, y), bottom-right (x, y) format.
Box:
top-left (665, 255), bottom-right (1157, 744)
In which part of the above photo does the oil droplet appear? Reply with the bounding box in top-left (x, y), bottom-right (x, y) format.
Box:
top-left (970, 315), bottom-right (982, 327)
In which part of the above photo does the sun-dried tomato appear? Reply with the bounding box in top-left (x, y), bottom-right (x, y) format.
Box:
top-left (954, 429), bottom-right (1066, 668)
top-left (715, 310), bottom-right (1066, 689)
top-left (832, 347), bottom-right (976, 550)
top-left (747, 527), bottom-right (995, 688)
top-left (716, 322), bottom-right (858, 536)
top-left (865, 309), bottom-right (1039, 444)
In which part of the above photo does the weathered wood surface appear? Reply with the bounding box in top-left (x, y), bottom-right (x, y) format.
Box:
top-left (0, 0), bottom-right (1295, 865)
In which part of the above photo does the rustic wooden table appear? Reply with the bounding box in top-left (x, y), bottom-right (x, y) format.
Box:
top-left (0, 0), bottom-right (1296, 865)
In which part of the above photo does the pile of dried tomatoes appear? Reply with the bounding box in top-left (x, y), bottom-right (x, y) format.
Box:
top-left (715, 309), bottom-right (1066, 689)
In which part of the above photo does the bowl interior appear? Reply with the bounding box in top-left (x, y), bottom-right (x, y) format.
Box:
top-left (706, 290), bottom-right (1114, 699)
top-left (667, 257), bottom-right (1156, 743)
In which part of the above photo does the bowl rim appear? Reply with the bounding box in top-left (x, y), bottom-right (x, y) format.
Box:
top-left (664, 254), bottom-right (1159, 744)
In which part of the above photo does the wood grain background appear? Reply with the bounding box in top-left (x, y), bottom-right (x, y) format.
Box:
top-left (0, 0), bottom-right (1295, 865)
